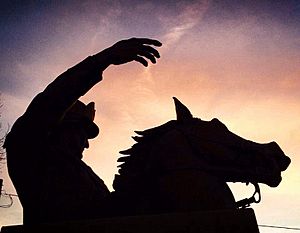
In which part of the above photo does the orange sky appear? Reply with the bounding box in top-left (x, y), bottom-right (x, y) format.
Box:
top-left (1, 1), bottom-right (300, 231)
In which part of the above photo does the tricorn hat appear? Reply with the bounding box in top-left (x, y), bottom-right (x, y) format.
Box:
top-left (62, 100), bottom-right (99, 139)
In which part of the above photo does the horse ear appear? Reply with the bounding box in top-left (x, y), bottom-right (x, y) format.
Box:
top-left (173, 97), bottom-right (193, 122)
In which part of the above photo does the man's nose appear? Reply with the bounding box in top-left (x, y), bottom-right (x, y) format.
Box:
top-left (85, 139), bottom-right (89, 149)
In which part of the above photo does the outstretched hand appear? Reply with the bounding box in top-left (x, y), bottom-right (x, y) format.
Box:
top-left (98, 38), bottom-right (162, 68)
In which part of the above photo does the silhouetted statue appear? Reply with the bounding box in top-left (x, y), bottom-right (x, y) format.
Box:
top-left (112, 97), bottom-right (291, 215)
top-left (3, 38), bottom-right (162, 225)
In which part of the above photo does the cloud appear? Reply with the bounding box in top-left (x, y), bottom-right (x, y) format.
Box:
top-left (160, 0), bottom-right (211, 48)
top-left (112, 0), bottom-right (213, 123)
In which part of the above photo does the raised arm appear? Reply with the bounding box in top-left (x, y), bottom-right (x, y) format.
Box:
top-left (12, 38), bottom-right (162, 136)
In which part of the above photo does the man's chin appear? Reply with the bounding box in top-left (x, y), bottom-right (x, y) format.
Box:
top-left (72, 150), bottom-right (83, 159)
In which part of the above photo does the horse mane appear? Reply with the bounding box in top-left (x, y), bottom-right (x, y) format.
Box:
top-left (113, 120), bottom-right (178, 192)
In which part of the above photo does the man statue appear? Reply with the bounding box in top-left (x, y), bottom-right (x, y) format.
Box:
top-left (4, 38), bottom-right (162, 225)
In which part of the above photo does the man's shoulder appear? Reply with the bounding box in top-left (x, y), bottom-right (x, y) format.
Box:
top-left (4, 115), bottom-right (46, 151)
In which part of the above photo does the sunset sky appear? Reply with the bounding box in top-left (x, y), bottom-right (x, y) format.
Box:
top-left (1, 0), bottom-right (300, 232)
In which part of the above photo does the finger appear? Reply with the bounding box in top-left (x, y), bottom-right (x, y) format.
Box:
top-left (141, 45), bottom-right (160, 58)
top-left (130, 38), bottom-right (162, 47)
top-left (134, 55), bottom-right (148, 67)
top-left (137, 50), bottom-right (157, 64)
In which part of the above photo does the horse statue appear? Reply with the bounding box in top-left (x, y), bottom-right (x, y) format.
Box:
top-left (111, 97), bottom-right (290, 216)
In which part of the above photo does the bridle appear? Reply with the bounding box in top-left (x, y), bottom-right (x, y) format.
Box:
top-left (176, 127), bottom-right (262, 209)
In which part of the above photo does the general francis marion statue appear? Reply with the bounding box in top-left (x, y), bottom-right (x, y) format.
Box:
top-left (4, 38), bottom-right (162, 225)
top-left (3, 37), bottom-right (291, 228)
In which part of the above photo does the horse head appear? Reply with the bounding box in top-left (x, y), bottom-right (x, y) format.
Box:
top-left (113, 98), bottom-right (291, 214)
top-left (171, 97), bottom-right (291, 187)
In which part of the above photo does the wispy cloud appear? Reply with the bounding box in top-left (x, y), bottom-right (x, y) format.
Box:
top-left (131, 0), bottom-right (211, 115)
top-left (136, 0), bottom-right (211, 93)
top-left (160, 0), bottom-right (211, 48)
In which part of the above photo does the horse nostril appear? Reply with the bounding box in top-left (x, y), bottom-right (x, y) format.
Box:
top-left (268, 141), bottom-right (291, 171)
top-left (282, 155), bottom-right (291, 171)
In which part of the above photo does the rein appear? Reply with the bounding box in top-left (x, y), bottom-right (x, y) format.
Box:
top-left (235, 182), bottom-right (261, 209)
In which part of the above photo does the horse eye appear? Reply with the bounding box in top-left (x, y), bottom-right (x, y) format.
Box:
top-left (211, 118), bottom-right (220, 123)
top-left (211, 118), bottom-right (227, 129)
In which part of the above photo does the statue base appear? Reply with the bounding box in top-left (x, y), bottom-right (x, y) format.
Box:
top-left (1, 208), bottom-right (259, 233)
